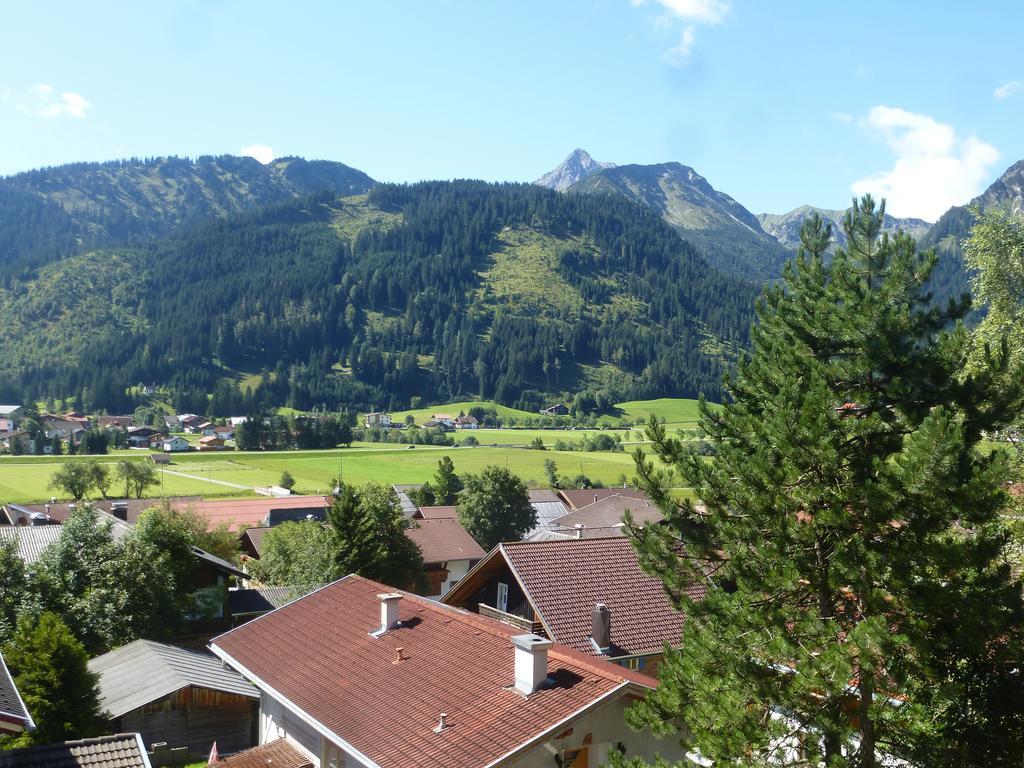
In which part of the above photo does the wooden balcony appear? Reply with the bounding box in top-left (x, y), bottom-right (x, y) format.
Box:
top-left (478, 603), bottom-right (544, 634)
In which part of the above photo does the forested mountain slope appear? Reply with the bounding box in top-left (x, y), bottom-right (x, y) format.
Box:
top-left (0, 183), bottom-right (757, 415)
top-left (916, 159), bottom-right (1024, 304)
top-left (0, 154), bottom-right (375, 280)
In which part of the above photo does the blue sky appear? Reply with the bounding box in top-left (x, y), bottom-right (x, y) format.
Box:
top-left (2, 1), bottom-right (1022, 220)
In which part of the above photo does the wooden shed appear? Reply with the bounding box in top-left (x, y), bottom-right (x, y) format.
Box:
top-left (88, 640), bottom-right (259, 758)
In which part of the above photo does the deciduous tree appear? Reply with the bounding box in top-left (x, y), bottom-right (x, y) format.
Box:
top-left (457, 466), bottom-right (535, 550)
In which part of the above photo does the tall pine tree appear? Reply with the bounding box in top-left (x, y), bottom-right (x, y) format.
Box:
top-left (625, 196), bottom-right (1024, 767)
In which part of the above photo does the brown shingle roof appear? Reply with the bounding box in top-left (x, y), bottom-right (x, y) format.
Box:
top-left (557, 487), bottom-right (651, 510)
top-left (499, 537), bottom-right (706, 657)
top-left (211, 575), bottom-right (655, 768)
top-left (550, 493), bottom-right (663, 530)
top-left (212, 740), bottom-right (312, 768)
top-left (412, 505), bottom-right (457, 520)
top-left (405, 518), bottom-right (486, 564)
top-left (0, 734), bottom-right (151, 768)
top-left (239, 526), bottom-right (271, 557)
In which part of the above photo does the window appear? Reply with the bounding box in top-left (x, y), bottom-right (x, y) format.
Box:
top-left (322, 740), bottom-right (345, 768)
top-left (496, 581), bottom-right (509, 613)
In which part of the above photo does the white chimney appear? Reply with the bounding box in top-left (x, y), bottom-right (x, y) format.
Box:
top-left (512, 634), bottom-right (553, 695)
top-left (591, 603), bottom-right (611, 653)
top-left (378, 592), bottom-right (402, 634)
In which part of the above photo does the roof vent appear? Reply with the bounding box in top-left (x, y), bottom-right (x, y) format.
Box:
top-left (374, 592), bottom-right (403, 636)
top-left (511, 633), bottom-right (554, 696)
top-left (591, 603), bottom-right (611, 653)
top-left (433, 713), bottom-right (448, 733)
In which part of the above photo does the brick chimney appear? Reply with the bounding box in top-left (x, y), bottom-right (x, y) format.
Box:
top-left (511, 634), bottom-right (553, 695)
top-left (377, 592), bottom-right (402, 635)
top-left (591, 603), bottom-right (611, 653)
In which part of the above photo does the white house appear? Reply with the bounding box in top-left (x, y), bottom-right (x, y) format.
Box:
top-left (364, 412), bottom-right (392, 429)
top-left (162, 435), bottom-right (190, 452)
top-left (211, 576), bottom-right (687, 768)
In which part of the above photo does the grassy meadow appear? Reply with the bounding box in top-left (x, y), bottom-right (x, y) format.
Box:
top-left (0, 398), bottom-right (709, 504)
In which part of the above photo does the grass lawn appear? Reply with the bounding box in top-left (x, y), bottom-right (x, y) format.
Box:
top-left (387, 400), bottom-right (539, 424)
top-left (0, 444), bottom-right (678, 503)
top-left (604, 397), bottom-right (715, 426)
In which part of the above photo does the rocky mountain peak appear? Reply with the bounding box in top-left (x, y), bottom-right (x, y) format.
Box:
top-left (534, 148), bottom-right (616, 192)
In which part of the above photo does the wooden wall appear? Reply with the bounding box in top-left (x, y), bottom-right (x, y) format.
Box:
top-left (115, 686), bottom-right (256, 758)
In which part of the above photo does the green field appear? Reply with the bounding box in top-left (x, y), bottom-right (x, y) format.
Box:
top-left (0, 444), bottom-right (676, 504)
top-left (604, 397), bottom-right (713, 426)
top-left (386, 401), bottom-right (540, 424)
top-left (383, 397), bottom-right (715, 428)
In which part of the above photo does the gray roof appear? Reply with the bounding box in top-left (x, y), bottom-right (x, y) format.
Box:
top-left (0, 734), bottom-right (151, 768)
top-left (0, 525), bottom-right (62, 564)
top-left (89, 640), bottom-right (258, 718)
top-left (524, 498), bottom-right (570, 540)
top-left (229, 585), bottom-right (312, 615)
top-left (392, 485), bottom-right (419, 517)
top-left (0, 406), bottom-right (21, 417)
top-left (0, 651), bottom-right (32, 730)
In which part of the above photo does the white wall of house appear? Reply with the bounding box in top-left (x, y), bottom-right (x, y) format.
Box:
top-left (440, 559), bottom-right (473, 597)
top-left (501, 693), bottom-right (689, 768)
top-left (257, 687), bottom-right (687, 768)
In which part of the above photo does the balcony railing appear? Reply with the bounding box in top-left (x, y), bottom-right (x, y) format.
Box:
top-left (479, 603), bottom-right (545, 634)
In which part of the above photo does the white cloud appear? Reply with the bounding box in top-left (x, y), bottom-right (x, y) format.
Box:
top-left (665, 25), bottom-right (697, 65)
top-left (630, 0), bottom-right (730, 66)
top-left (851, 106), bottom-right (999, 221)
top-left (830, 111), bottom-right (853, 124)
top-left (240, 144), bottom-right (274, 164)
top-left (10, 83), bottom-right (91, 118)
top-left (994, 80), bottom-right (1024, 100)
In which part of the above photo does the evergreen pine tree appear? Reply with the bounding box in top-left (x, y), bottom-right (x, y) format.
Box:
top-left (625, 197), bottom-right (1024, 767)
top-left (2, 612), bottom-right (106, 746)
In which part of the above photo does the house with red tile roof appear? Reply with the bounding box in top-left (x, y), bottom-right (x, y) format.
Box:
top-left (210, 575), bottom-right (687, 768)
top-left (443, 537), bottom-right (707, 676)
top-left (404, 518), bottom-right (485, 597)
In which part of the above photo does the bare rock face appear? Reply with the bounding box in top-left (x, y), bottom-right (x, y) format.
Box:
top-left (534, 148), bottom-right (616, 192)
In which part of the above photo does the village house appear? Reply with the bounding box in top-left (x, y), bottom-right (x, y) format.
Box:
top-left (210, 575), bottom-right (687, 768)
top-left (127, 426), bottom-right (164, 449)
top-left (97, 415), bottom-right (134, 430)
top-left (0, 650), bottom-right (33, 736)
top-left (198, 435), bottom-right (227, 451)
top-left (0, 405), bottom-right (24, 434)
top-left (363, 411), bottom-right (392, 429)
top-left (0, 431), bottom-right (38, 455)
top-left (88, 640), bottom-right (260, 758)
top-left (214, 424), bottom-right (235, 441)
top-left (404, 517), bottom-right (486, 597)
top-left (0, 734), bottom-right (153, 768)
top-left (40, 415), bottom-right (86, 442)
top-left (453, 414), bottom-right (479, 429)
top-left (544, 491), bottom-right (664, 538)
top-left (162, 435), bottom-right (190, 452)
top-left (539, 403), bottom-right (570, 416)
top-left (443, 537), bottom-right (706, 675)
top-left (0, 508), bottom-right (249, 637)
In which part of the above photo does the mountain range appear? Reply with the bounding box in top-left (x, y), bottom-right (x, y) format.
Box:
top-left (0, 147), bottom-right (1020, 415)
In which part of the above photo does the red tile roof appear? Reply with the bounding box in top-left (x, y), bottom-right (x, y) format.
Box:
top-left (211, 576), bottom-right (655, 768)
top-left (212, 739), bottom-right (311, 768)
top-left (496, 537), bottom-right (705, 657)
top-left (413, 505), bottom-right (457, 520)
top-left (405, 518), bottom-right (485, 564)
top-left (180, 496), bottom-right (330, 532)
top-left (557, 487), bottom-right (651, 510)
